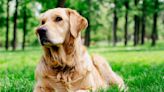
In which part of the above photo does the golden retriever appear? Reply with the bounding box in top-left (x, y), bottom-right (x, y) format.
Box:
top-left (34, 8), bottom-right (125, 92)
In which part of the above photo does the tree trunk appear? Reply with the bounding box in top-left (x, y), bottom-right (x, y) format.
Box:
top-left (84, 0), bottom-right (91, 47)
top-left (124, 1), bottom-right (129, 46)
top-left (151, 0), bottom-right (158, 46)
top-left (57, 0), bottom-right (66, 7)
top-left (22, 5), bottom-right (27, 50)
top-left (137, 16), bottom-right (140, 44)
top-left (134, 16), bottom-right (138, 46)
top-left (133, 0), bottom-right (140, 46)
top-left (113, 0), bottom-right (118, 46)
top-left (5, 0), bottom-right (10, 50)
top-left (141, 0), bottom-right (146, 45)
top-left (12, 0), bottom-right (18, 51)
top-left (84, 17), bottom-right (90, 47)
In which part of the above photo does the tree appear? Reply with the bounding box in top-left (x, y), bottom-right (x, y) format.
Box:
top-left (22, 4), bottom-right (27, 50)
top-left (84, 17), bottom-right (91, 47)
top-left (133, 0), bottom-right (140, 46)
top-left (5, 0), bottom-right (10, 50)
top-left (151, 0), bottom-right (159, 46)
top-left (141, 0), bottom-right (146, 45)
top-left (124, 0), bottom-right (129, 46)
top-left (12, 0), bottom-right (19, 50)
top-left (112, 0), bottom-right (118, 46)
top-left (57, 0), bottom-right (66, 7)
top-left (84, 0), bottom-right (91, 47)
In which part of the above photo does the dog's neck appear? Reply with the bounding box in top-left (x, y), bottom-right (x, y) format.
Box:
top-left (42, 34), bottom-right (84, 72)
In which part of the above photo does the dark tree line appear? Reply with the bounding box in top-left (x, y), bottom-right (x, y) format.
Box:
top-left (141, 0), bottom-right (146, 45)
top-left (2, 0), bottom-right (163, 51)
top-left (133, 0), bottom-right (140, 46)
top-left (112, 0), bottom-right (161, 47)
top-left (46, 0), bottom-right (159, 48)
top-left (151, 0), bottom-right (159, 46)
top-left (4, 0), bottom-right (67, 51)
top-left (84, 0), bottom-right (91, 47)
top-left (124, 0), bottom-right (129, 46)
top-left (112, 0), bottom-right (118, 46)
top-left (5, 0), bottom-right (10, 50)
top-left (4, 0), bottom-right (91, 50)
top-left (12, 0), bottom-right (18, 51)
top-left (22, 4), bottom-right (27, 50)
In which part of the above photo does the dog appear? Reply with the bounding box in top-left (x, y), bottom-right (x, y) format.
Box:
top-left (34, 8), bottom-right (125, 92)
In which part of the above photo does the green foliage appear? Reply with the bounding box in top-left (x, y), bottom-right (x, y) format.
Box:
top-left (0, 0), bottom-right (164, 48)
top-left (36, 0), bottom-right (57, 11)
top-left (0, 0), bottom-right (6, 27)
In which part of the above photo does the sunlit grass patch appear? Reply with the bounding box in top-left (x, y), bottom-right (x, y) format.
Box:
top-left (0, 45), bottom-right (164, 92)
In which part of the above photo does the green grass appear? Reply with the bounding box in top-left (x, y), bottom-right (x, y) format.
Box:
top-left (0, 45), bottom-right (164, 92)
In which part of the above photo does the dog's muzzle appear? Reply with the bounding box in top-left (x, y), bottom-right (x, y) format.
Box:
top-left (37, 27), bottom-right (50, 45)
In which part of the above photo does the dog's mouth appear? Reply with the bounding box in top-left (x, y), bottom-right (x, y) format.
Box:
top-left (39, 37), bottom-right (50, 46)
top-left (38, 33), bottom-right (63, 47)
top-left (39, 38), bottom-right (57, 48)
top-left (39, 38), bottom-right (62, 48)
top-left (38, 35), bottom-right (53, 46)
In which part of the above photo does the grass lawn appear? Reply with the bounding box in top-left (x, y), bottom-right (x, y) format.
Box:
top-left (0, 44), bottom-right (164, 92)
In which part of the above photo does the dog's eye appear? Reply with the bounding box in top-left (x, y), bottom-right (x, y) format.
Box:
top-left (41, 20), bottom-right (45, 25)
top-left (55, 16), bottom-right (62, 22)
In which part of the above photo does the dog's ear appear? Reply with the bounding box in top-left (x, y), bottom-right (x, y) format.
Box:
top-left (67, 9), bottom-right (88, 38)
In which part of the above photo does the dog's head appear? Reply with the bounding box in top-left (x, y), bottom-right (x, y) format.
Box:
top-left (36, 8), bottom-right (88, 47)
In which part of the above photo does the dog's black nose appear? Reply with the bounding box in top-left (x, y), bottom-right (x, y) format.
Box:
top-left (37, 27), bottom-right (47, 37)
top-left (37, 27), bottom-right (48, 45)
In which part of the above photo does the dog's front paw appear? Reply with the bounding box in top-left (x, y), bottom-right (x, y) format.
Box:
top-left (75, 90), bottom-right (90, 92)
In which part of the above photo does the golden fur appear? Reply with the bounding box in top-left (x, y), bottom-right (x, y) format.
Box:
top-left (34, 8), bottom-right (125, 92)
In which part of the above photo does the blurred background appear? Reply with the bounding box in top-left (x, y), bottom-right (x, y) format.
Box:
top-left (0, 0), bottom-right (163, 49)
top-left (0, 0), bottom-right (164, 92)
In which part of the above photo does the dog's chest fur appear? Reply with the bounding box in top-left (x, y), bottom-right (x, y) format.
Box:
top-left (35, 42), bottom-right (104, 91)
top-left (35, 58), bottom-right (90, 91)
